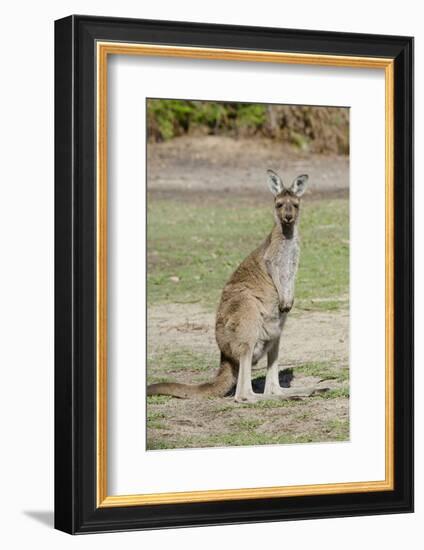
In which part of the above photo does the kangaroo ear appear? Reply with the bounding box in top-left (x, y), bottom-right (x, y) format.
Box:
top-left (267, 169), bottom-right (284, 196)
top-left (290, 174), bottom-right (308, 197)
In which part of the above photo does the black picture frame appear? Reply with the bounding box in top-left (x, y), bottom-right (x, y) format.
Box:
top-left (55, 14), bottom-right (414, 534)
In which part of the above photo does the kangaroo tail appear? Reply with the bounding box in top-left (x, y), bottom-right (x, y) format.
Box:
top-left (147, 355), bottom-right (237, 399)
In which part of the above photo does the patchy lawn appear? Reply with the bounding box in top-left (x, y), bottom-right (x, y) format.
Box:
top-left (146, 141), bottom-right (349, 451)
top-left (147, 197), bottom-right (349, 312)
top-left (147, 348), bottom-right (349, 450)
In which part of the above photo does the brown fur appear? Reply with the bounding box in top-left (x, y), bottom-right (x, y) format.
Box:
top-left (147, 171), bottom-right (315, 402)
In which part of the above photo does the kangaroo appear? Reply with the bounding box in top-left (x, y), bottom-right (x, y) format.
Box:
top-left (147, 169), bottom-right (327, 403)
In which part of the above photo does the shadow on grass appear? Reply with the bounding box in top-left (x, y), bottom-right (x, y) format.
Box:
top-left (225, 368), bottom-right (293, 396)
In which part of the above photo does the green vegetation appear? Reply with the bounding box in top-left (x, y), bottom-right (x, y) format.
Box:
top-left (146, 184), bottom-right (349, 451)
top-left (146, 354), bottom-right (349, 450)
top-left (147, 390), bottom-right (349, 450)
top-left (147, 352), bottom-right (348, 391)
top-left (147, 100), bottom-right (349, 154)
top-left (148, 348), bottom-right (214, 379)
top-left (146, 395), bottom-right (172, 405)
top-left (295, 362), bottom-right (349, 383)
top-left (147, 433), bottom-right (315, 450)
top-left (147, 100), bottom-right (266, 141)
top-left (146, 410), bottom-right (167, 430)
top-left (319, 387), bottom-right (350, 399)
top-left (147, 197), bottom-right (349, 312)
top-left (324, 419), bottom-right (349, 440)
top-left (146, 426), bottom-right (348, 450)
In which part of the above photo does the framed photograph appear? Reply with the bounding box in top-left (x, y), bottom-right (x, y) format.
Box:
top-left (54, 15), bottom-right (413, 534)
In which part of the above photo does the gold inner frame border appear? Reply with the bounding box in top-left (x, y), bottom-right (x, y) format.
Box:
top-left (96, 42), bottom-right (394, 508)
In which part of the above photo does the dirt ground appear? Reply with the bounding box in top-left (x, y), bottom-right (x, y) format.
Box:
top-left (148, 303), bottom-right (348, 369)
top-left (146, 136), bottom-right (349, 450)
top-left (147, 135), bottom-right (349, 196)
top-left (147, 303), bottom-right (349, 450)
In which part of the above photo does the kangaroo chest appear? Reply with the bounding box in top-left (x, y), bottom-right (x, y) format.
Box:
top-left (251, 237), bottom-right (299, 365)
top-left (273, 238), bottom-right (299, 290)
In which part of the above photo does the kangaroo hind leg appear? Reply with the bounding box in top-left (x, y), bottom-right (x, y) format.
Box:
top-left (234, 347), bottom-right (258, 403)
top-left (264, 337), bottom-right (283, 396)
top-left (264, 338), bottom-right (329, 400)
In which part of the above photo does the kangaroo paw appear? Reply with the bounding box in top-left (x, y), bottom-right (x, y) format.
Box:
top-left (262, 384), bottom-right (330, 400)
top-left (235, 392), bottom-right (260, 404)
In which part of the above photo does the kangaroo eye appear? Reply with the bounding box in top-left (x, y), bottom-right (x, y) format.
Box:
top-left (276, 202), bottom-right (283, 208)
top-left (293, 203), bottom-right (299, 209)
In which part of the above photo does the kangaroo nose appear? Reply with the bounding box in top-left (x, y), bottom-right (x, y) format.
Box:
top-left (284, 214), bottom-right (293, 222)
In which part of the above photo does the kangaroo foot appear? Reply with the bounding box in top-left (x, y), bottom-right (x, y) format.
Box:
top-left (263, 383), bottom-right (330, 400)
top-left (234, 391), bottom-right (261, 404)
top-left (235, 383), bottom-right (329, 403)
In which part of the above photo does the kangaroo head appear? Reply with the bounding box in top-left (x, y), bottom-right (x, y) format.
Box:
top-left (267, 170), bottom-right (308, 227)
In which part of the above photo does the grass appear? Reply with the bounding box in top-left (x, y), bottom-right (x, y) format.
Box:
top-left (147, 348), bottom-right (348, 390)
top-left (324, 419), bottom-right (350, 440)
top-left (245, 398), bottom-right (300, 410)
top-left (148, 348), bottom-right (214, 381)
top-left (147, 348), bottom-right (217, 389)
top-left (295, 362), bottom-right (349, 383)
top-left (147, 425), bottom-right (349, 450)
top-left (146, 352), bottom-right (349, 450)
top-left (147, 197), bottom-right (349, 312)
top-left (147, 408), bottom-right (350, 449)
top-left (147, 432), bottom-right (315, 450)
top-left (146, 193), bottom-right (349, 451)
top-left (232, 419), bottom-right (262, 431)
top-left (146, 395), bottom-right (172, 405)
